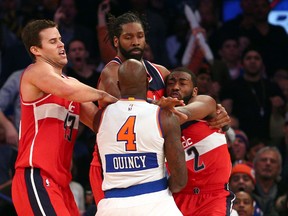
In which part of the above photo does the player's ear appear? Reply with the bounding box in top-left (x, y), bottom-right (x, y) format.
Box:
top-left (114, 36), bottom-right (119, 48)
top-left (30, 46), bottom-right (39, 55)
top-left (192, 87), bottom-right (198, 97)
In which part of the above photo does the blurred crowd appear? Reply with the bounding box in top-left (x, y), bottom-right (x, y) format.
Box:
top-left (0, 0), bottom-right (288, 215)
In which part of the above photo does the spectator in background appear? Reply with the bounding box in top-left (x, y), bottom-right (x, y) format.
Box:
top-left (165, 13), bottom-right (190, 69)
top-left (54, 0), bottom-right (98, 62)
top-left (195, 66), bottom-right (213, 95)
top-left (229, 163), bottom-right (263, 216)
top-left (0, 125), bottom-right (17, 216)
top-left (0, 0), bottom-right (23, 42)
top-left (244, 0), bottom-right (288, 79)
top-left (231, 129), bottom-right (249, 164)
top-left (213, 0), bottom-right (255, 55)
top-left (233, 191), bottom-right (255, 216)
top-left (276, 120), bottom-right (288, 196)
top-left (84, 185), bottom-right (95, 211)
top-left (20, 0), bottom-right (58, 22)
top-left (197, 0), bottom-right (222, 51)
top-left (246, 137), bottom-right (267, 167)
top-left (65, 38), bottom-right (101, 88)
top-left (220, 47), bottom-right (285, 141)
top-left (0, 69), bottom-right (23, 146)
top-left (96, 0), bottom-right (116, 64)
top-left (65, 38), bottom-right (102, 189)
top-left (270, 68), bottom-right (288, 146)
top-left (276, 189), bottom-right (288, 216)
top-left (230, 115), bottom-right (240, 130)
top-left (253, 146), bottom-right (285, 216)
top-left (195, 65), bottom-right (221, 103)
top-left (272, 69), bottom-right (288, 87)
top-left (217, 35), bottom-right (243, 81)
top-left (0, 67), bottom-right (25, 215)
top-left (229, 163), bottom-right (255, 194)
top-left (0, 0), bottom-right (31, 87)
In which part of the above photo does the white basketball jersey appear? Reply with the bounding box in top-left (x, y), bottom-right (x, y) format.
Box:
top-left (97, 99), bottom-right (166, 191)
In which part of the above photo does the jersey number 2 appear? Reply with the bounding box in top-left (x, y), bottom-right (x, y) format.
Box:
top-left (187, 146), bottom-right (205, 171)
top-left (117, 116), bottom-right (137, 151)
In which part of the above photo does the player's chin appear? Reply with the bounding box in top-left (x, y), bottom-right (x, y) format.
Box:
top-left (60, 59), bottom-right (68, 65)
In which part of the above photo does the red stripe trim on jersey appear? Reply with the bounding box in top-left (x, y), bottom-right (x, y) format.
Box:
top-left (21, 93), bottom-right (52, 105)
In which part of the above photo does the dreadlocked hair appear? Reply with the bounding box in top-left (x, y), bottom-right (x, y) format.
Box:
top-left (106, 11), bottom-right (149, 48)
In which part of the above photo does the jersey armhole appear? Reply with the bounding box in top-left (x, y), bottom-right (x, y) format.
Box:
top-left (156, 107), bottom-right (163, 138)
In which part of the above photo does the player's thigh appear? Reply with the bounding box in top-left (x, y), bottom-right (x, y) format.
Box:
top-left (12, 168), bottom-right (76, 216)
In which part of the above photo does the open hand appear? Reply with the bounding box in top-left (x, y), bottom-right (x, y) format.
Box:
top-left (208, 104), bottom-right (230, 132)
top-left (154, 96), bottom-right (188, 122)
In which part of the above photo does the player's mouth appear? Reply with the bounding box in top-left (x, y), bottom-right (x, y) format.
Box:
top-left (130, 48), bottom-right (142, 54)
top-left (170, 92), bottom-right (181, 99)
top-left (59, 50), bottom-right (66, 56)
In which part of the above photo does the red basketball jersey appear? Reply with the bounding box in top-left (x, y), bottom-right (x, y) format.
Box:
top-left (179, 120), bottom-right (231, 188)
top-left (15, 90), bottom-right (80, 187)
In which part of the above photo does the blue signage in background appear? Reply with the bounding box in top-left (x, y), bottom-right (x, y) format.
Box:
top-left (222, 0), bottom-right (288, 33)
top-left (268, 1), bottom-right (288, 33)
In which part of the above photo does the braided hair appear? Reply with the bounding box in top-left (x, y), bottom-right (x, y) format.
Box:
top-left (106, 12), bottom-right (149, 48)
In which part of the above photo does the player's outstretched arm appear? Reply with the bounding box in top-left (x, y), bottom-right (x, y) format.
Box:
top-left (175, 94), bottom-right (216, 124)
top-left (161, 109), bottom-right (187, 193)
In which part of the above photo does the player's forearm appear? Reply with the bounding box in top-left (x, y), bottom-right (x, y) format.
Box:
top-left (168, 168), bottom-right (187, 193)
top-left (176, 101), bottom-right (215, 121)
top-left (60, 79), bottom-right (109, 103)
top-left (176, 95), bottom-right (216, 122)
top-left (80, 102), bottom-right (99, 130)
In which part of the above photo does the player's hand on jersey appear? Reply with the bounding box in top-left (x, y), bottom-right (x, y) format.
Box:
top-left (207, 104), bottom-right (230, 132)
top-left (98, 92), bottom-right (118, 108)
top-left (154, 96), bottom-right (188, 122)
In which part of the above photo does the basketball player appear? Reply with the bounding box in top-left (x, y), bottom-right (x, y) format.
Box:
top-left (90, 11), bottom-right (230, 205)
top-left (97, 11), bottom-right (169, 103)
top-left (11, 19), bottom-right (117, 216)
top-left (93, 59), bottom-right (187, 215)
top-left (166, 67), bottom-right (235, 216)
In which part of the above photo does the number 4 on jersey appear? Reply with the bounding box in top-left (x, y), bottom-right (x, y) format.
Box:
top-left (117, 116), bottom-right (137, 151)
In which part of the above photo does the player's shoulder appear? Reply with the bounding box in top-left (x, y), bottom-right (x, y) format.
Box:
top-left (101, 62), bottom-right (120, 75)
top-left (150, 62), bottom-right (170, 78)
top-left (22, 62), bottom-right (48, 80)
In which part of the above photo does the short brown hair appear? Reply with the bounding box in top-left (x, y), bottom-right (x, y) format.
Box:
top-left (21, 19), bottom-right (57, 61)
